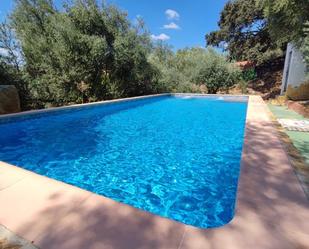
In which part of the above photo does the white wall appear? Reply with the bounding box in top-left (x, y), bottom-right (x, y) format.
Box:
top-left (281, 43), bottom-right (307, 94)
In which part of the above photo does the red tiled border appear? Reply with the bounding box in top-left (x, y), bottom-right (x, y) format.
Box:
top-left (0, 95), bottom-right (308, 249)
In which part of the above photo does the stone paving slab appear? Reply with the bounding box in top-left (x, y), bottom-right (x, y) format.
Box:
top-left (277, 118), bottom-right (309, 132)
top-left (34, 194), bottom-right (186, 249)
top-left (0, 163), bottom-right (92, 242)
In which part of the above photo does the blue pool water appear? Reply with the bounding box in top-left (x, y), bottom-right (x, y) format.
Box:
top-left (0, 95), bottom-right (248, 228)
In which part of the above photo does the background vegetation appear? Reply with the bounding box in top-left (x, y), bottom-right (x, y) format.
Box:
top-left (0, 0), bottom-right (241, 110)
top-left (149, 45), bottom-right (241, 94)
top-left (207, 0), bottom-right (309, 68)
top-left (0, 0), bottom-right (308, 110)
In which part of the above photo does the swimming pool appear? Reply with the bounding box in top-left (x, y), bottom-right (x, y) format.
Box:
top-left (0, 94), bottom-right (248, 228)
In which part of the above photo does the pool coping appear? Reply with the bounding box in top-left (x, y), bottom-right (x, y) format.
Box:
top-left (1, 94), bottom-right (309, 249)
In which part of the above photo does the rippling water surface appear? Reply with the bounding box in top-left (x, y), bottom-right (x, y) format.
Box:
top-left (0, 95), bottom-right (248, 228)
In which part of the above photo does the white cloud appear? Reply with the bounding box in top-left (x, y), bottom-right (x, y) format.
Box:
top-left (151, 33), bottom-right (170, 41)
top-left (165, 9), bottom-right (180, 20)
top-left (163, 22), bottom-right (180, 30)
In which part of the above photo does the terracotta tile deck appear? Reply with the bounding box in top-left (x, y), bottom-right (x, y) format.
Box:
top-left (0, 95), bottom-right (308, 249)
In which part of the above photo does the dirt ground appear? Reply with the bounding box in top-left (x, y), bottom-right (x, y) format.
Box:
top-left (229, 57), bottom-right (284, 99)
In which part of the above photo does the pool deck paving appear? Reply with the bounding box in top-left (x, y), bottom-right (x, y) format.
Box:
top-left (0, 95), bottom-right (309, 249)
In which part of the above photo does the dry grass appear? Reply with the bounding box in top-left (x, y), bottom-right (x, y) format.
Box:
top-left (226, 68), bottom-right (283, 98)
top-left (269, 95), bottom-right (287, 106)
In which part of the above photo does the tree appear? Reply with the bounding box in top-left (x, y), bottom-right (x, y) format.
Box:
top-left (206, 0), bottom-right (283, 64)
top-left (148, 42), bottom-right (190, 92)
top-left (0, 22), bottom-right (23, 71)
top-left (0, 22), bottom-right (31, 108)
top-left (1, 0), bottom-right (243, 110)
top-left (149, 46), bottom-right (241, 94)
top-left (258, 0), bottom-right (309, 70)
top-left (9, 0), bottom-right (161, 107)
top-left (302, 23), bottom-right (309, 69)
top-left (258, 0), bottom-right (309, 47)
top-left (192, 48), bottom-right (241, 93)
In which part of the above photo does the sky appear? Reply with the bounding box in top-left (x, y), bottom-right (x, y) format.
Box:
top-left (0, 0), bottom-right (228, 50)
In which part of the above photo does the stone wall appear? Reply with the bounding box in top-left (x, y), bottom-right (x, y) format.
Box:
top-left (0, 85), bottom-right (21, 115)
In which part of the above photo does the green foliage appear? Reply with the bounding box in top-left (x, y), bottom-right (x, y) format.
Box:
top-left (8, 0), bottom-right (161, 107)
top-left (258, 0), bottom-right (309, 72)
top-left (206, 0), bottom-right (283, 65)
top-left (258, 0), bottom-right (309, 47)
top-left (301, 23), bottom-right (309, 73)
top-left (149, 46), bottom-right (241, 94)
top-left (1, 0), bottom-right (243, 110)
top-left (242, 68), bottom-right (257, 82)
top-left (0, 22), bottom-right (23, 70)
top-left (193, 49), bottom-right (241, 93)
top-left (238, 80), bottom-right (248, 94)
top-left (300, 22), bottom-right (309, 74)
top-left (0, 22), bottom-right (31, 108)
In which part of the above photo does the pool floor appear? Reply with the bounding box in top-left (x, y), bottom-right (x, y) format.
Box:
top-left (0, 95), bottom-right (248, 228)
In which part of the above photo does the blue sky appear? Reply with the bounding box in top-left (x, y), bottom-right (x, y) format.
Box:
top-left (0, 0), bottom-right (227, 50)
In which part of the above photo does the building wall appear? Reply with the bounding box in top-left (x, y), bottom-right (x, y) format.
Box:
top-left (281, 43), bottom-right (307, 94)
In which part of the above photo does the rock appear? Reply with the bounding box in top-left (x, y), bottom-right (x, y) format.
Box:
top-left (0, 85), bottom-right (21, 115)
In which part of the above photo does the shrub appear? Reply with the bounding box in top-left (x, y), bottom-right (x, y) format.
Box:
top-left (195, 61), bottom-right (241, 94)
top-left (241, 68), bottom-right (257, 82)
top-left (149, 46), bottom-right (241, 94)
top-left (238, 80), bottom-right (248, 94)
